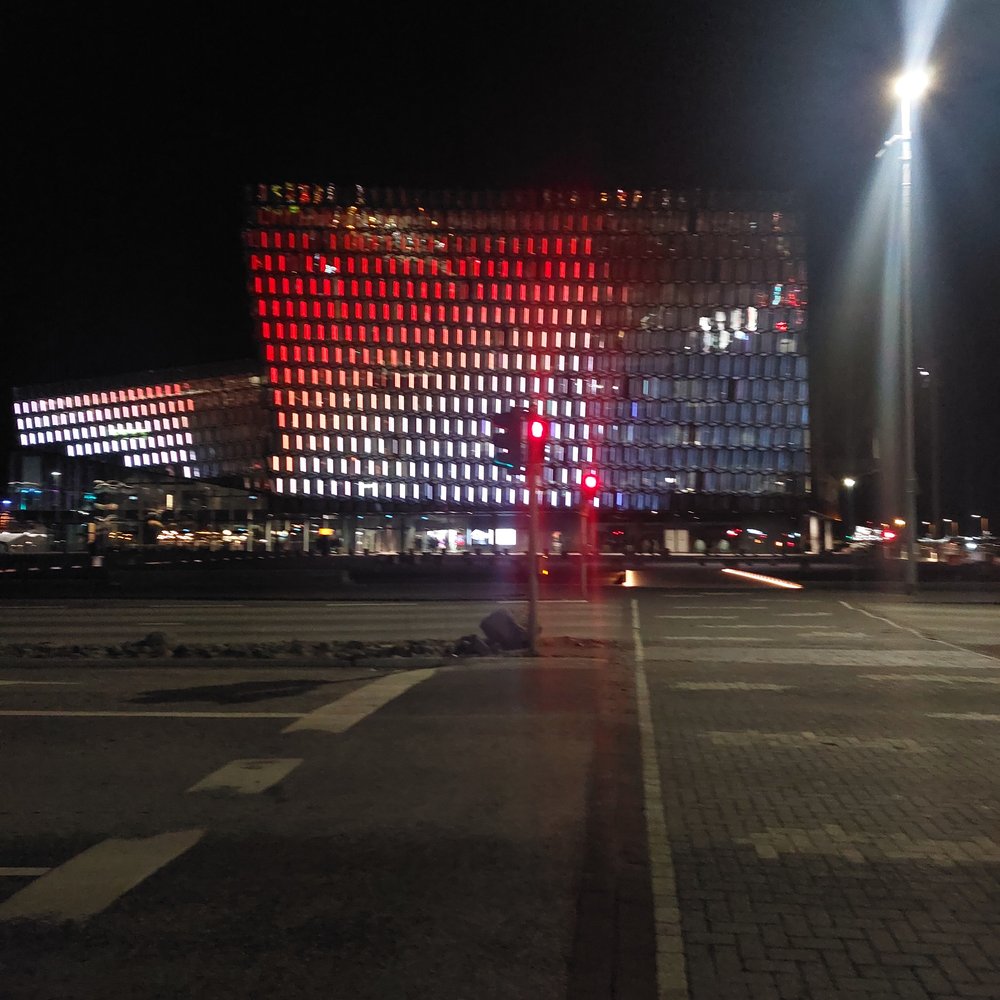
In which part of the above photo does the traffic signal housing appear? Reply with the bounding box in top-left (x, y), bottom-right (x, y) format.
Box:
top-left (491, 410), bottom-right (524, 472)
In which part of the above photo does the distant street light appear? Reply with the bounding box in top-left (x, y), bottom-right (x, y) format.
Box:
top-left (842, 477), bottom-right (857, 540)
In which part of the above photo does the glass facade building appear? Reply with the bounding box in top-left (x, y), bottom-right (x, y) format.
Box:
top-left (245, 185), bottom-right (810, 521)
top-left (12, 363), bottom-right (270, 488)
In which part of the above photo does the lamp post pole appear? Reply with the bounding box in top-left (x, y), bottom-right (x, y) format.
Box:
top-left (899, 81), bottom-right (919, 590)
top-left (880, 70), bottom-right (929, 589)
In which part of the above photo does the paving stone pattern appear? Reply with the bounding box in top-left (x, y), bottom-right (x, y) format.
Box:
top-left (647, 634), bottom-right (1000, 999)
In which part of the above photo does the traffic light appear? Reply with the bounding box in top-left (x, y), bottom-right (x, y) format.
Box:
top-left (581, 469), bottom-right (600, 502)
top-left (527, 416), bottom-right (549, 464)
top-left (491, 410), bottom-right (524, 472)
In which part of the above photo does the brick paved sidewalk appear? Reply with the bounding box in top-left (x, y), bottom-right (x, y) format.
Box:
top-left (644, 637), bottom-right (1000, 999)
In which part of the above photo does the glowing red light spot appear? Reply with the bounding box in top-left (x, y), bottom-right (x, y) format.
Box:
top-left (883, 530), bottom-right (897, 542)
top-left (583, 472), bottom-right (598, 490)
top-left (529, 420), bottom-right (546, 439)
top-left (775, 321), bottom-right (789, 332)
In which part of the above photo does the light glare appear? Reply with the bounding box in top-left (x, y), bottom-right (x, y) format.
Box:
top-left (720, 568), bottom-right (804, 590)
top-left (893, 69), bottom-right (931, 100)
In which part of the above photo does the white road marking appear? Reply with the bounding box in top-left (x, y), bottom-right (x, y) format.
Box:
top-left (0, 710), bottom-right (303, 720)
top-left (657, 614), bottom-right (738, 619)
top-left (696, 624), bottom-right (838, 629)
top-left (0, 605), bottom-right (71, 610)
top-left (651, 636), bottom-right (776, 642)
top-left (0, 867), bottom-right (50, 877)
top-left (631, 598), bottom-right (688, 999)
top-left (668, 605), bottom-right (768, 610)
top-left (774, 612), bottom-right (833, 617)
top-left (705, 731), bottom-right (930, 752)
top-left (0, 680), bottom-right (82, 686)
top-left (323, 602), bottom-right (424, 607)
top-left (0, 829), bottom-right (204, 923)
top-left (694, 592), bottom-right (821, 598)
top-left (284, 669), bottom-right (436, 734)
top-left (187, 758), bottom-right (302, 794)
top-left (738, 825), bottom-right (1000, 866)
top-left (642, 648), bottom-right (997, 666)
top-left (501, 599), bottom-right (591, 605)
top-left (928, 712), bottom-right (1000, 721)
top-left (864, 674), bottom-right (1000, 685)
top-left (801, 632), bottom-right (869, 640)
top-left (672, 682), bottom-right (792, 691)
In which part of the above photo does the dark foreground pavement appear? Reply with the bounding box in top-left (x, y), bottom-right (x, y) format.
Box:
top-left (1, 592), bottom-right (999, 999)
top-left (0, 652), bottom-right (652, 1000)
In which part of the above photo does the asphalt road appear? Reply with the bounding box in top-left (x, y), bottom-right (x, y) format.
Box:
top-left (2, 591), bottom-right (999, 999)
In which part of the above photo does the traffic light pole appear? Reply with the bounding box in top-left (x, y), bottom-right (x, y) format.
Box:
top-left (527, 452), bottom-right (540, 655)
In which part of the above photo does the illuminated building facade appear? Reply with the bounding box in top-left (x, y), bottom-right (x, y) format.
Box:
top-left (12, 363), bottom-right (269, 488)
top-left (245, 185), bottom-right (811, 532)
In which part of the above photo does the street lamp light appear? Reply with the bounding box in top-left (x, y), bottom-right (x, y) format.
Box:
top-left (842, 478), bottom-right (857, 541)
top-left (879, 67), bottom-right (931, 590)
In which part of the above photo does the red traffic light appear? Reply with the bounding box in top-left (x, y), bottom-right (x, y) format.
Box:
top-left (582, 471), bottom-right (599, 491)
top-left (529, 418), bottom-right (547, 440)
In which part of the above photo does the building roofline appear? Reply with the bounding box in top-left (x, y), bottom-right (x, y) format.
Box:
top-left (13, 360), bottom-right (263, 401)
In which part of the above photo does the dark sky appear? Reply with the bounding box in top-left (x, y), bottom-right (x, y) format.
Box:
top-left (5, 1), bottom-right (999, 524)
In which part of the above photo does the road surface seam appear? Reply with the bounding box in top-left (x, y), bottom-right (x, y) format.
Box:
top-left (631, 598), bottom-right (690, 1000)
top-left (839, 599), bottom-right (971, 651)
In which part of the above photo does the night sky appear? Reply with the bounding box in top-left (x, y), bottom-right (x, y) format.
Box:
top-left (6, 1), bottom-right (999, 525)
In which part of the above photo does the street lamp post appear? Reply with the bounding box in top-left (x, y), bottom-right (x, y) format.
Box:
top-left (880, 69), bottom-right (930, 590)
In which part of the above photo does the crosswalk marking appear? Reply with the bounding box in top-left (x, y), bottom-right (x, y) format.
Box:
top-left (0, 829), bottom-right (204, 923)
top-left (187, 758), bottom-right (302, 794)
top-left (704, 731), bottom-right (930, 752)
top-left (284, 669), bottom-right (436, 734)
